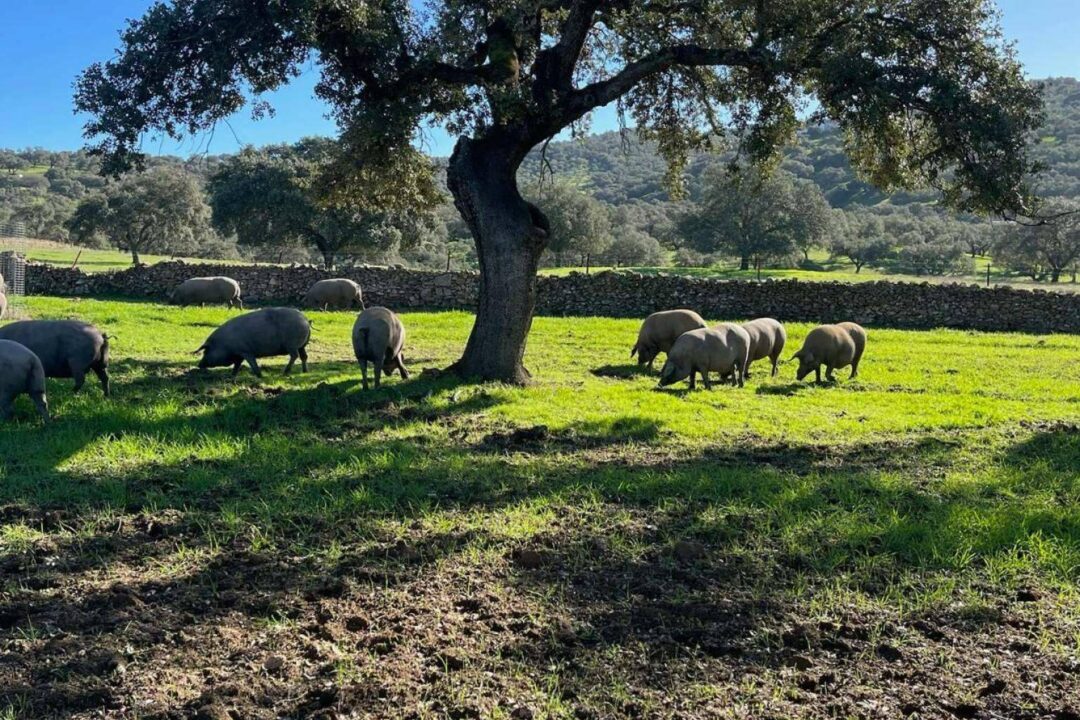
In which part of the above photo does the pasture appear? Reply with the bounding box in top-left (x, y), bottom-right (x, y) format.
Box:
top-left (2, 297), bottom-right (1079, 719)
top-left (8, 237), bottom-right (1079, 294)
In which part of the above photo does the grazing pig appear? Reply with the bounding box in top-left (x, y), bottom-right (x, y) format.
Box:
top-left (741, 318), bottom-right (787, 378)
top-left (631, 310), bottom-right (708, 369)
top-left (195, 308), bottom-right (311, 377)
top-left (658, 323), bottom-right (751, 390)
top-left (170, 276), bottom-right (243, 308)
top-left (304, 279), bottom-right (364, 310)
top-left (352, 307), bottom-right (408, 390)
top-left (0, 320), bottom-right (111, 396)
top-left (792, 323), bottom-right (867, 383)
top-left (0, 339), bottom-right (49, 422)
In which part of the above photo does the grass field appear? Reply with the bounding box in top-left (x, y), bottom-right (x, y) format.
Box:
top-left (2, 297), bottom-right (1079, 719)
top-left (1, 238), bottom-right (248, 274)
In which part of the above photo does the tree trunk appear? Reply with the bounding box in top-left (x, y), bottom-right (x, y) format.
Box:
top-left (447, 136), bottom-right (546, 384)
top-left (1050, 268), bottom-right (1061, 283)
top-left (322, 249), bottom-right (336, 271)
top-left (739, 255), bottom-right (750, 271)
top-left (131, 247), bottom-right (140, 265)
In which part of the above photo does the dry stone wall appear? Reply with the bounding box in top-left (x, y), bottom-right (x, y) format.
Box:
top-left (26, 261), bottom-right (476, 310)
top-left (24, 261), bottom-right (1080, 334)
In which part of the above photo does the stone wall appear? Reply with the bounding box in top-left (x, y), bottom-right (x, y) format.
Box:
top-left (26, 261), bottom-right (477, 310)
top-left (24, 261), bottom-right (1080, 334)
top-left (536, 272), bottom-right (1080, 334)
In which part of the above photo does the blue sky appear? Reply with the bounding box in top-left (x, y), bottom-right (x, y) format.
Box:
top-left (0, 0), bottom-right (1076, 157)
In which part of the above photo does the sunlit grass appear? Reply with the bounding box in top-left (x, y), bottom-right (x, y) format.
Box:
top-left (1, 295), bottom-right (1079, 620)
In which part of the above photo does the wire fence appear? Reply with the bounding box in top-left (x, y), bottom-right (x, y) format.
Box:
top-left (0, 221), bottom-right (29, 299)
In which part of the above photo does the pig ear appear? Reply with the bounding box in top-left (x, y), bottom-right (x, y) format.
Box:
top-left (192, 343), bottom-right (207, 355)
top-left (630, 344), bottom-right (639, 358)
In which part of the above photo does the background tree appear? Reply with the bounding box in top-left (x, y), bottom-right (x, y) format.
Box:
top-left (956, 222), bottom-right (992, 258)
top-left (830, 213), bottom-right (893, 273)
top-left (207, 140), bottom-right (439, 270)
top-left (893, 226), bottom-right (972, 276)
top-left (75, 0), bottom-right (1044, 382)
top-left (600, 228), bottom-right (665, 266)
top-left (0, 151), bottom-right (29, 176)
top-left (680, 164), bottom-right (832, 270)
top-left (993, 199), bottom-right (1080, 282)
top-left (68, 167), bottom-right (215, 264)
top-left (530, 184), bottom-right (612, 266)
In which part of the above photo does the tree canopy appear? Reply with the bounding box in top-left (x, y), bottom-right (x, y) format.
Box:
top-left (679, 164), bottom-right (833, 269)
top-left (207, 138), bottom-right (440, 269)
top-left (67, 167), bottom-right (216, 264)
top-left (994, 199), bottom-right (1080, 282)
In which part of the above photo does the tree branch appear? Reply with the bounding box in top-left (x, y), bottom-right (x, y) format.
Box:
top-left (561, 45), bottom-right (769, 123)
top-left (534, 0), bottom-right (603, 92)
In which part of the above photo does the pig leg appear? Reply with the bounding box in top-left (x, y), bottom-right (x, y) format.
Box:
top-left (0, 394), bottom-right (12, 421)
top-left (374, 363), bottom-right (383, 389)
top-left (703, 368), bottom-right (713, 390)
top-left (687, 369), bottom-right (696, 390)
top-left (825, 364), bottom-right (837, 382)
top-left (360, 360), bottom-right (369, 390)
top-left (814, 366), bottom-right (822, 384)
top-left (244, 355), bottom-right (263, 378)
top-left (93, 366), bottom-right (111, 397)
top-left (850, 351), bottom-right (862, 379)
top-left (298, 346), bottom-right (309, 373)
top-left (32, 393), bottom-right (49, 422)
top-left (72, 369), bottom-right (86, 393)
top-left (231, 359), bottom-right (244, 377)
top-left (770, 354), bottom-right (780, 377)
top-left (284, 352), bottom-right (298, 375)
top-left (395, 354), bottom-right (410, 380)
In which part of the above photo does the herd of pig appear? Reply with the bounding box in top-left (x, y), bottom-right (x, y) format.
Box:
top-left (0, 275), bottom-right (865, 422)
top-left (0, 276), bottom-right (406, 421)
top-left (631, 309), bottom-right (866, 389)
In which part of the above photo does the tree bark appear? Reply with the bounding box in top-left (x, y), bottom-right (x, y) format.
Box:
top-left (739, 255), bottom-right (750, 271)
top-left (447, 135), bottom-right (547, 384)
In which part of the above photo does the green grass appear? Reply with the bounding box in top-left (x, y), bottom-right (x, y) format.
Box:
top-left (2, 297), bottom-right (1079, 717)
top-left (4, 238), bottom-right (250, 273)
top-left (5, 297), bottom-right (1078, 586)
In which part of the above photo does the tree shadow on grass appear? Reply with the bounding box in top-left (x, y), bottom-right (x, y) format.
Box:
top-left (1004, 421), bottom-right (1080, 475)
top-left (4, 427), bottom-right (1080, 718)
top-left (756, 382), bottom-right (814, 396)
top-left (589, 363), bottom-right (655, 380)
top-left (4, 377), bottom-right (1080, 718)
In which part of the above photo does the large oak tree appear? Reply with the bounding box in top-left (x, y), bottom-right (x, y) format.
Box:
top-left (76, 0), bottom-right (1042, 382)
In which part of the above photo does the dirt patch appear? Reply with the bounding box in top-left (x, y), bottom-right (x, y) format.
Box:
top-left (1, 501), bottom-right (1078, 719)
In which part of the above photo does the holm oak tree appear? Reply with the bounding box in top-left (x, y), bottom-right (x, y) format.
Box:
top-left (76, 0), bottom-right (1043, 382)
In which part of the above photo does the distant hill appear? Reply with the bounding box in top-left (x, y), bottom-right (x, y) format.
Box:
top-left (519, 77), bottom-right (1080, 210)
